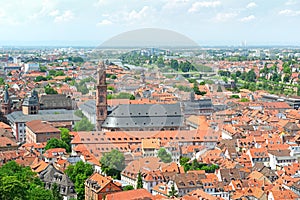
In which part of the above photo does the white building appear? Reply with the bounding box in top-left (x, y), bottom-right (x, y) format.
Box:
top-left (24, 63), bottom-right (40, 73)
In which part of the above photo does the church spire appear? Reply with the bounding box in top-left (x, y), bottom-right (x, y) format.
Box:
top-left (1, 85), bottom-right (11, 115)
top-left (4, 85), bottom-right (9, 103)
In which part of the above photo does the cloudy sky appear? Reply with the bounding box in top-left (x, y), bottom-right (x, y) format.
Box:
top-left (0, 0), bottom-right (299, 46)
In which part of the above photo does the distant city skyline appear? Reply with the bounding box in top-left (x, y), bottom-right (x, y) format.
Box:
top-left (0, 0), bottom-right (300, 46)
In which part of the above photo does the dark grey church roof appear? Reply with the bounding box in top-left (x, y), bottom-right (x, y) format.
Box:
top-left (7, 109), bottom-right (81, 123)
top-left (102, 103), bottom-right (183, 128)
top-left (183, 99), bottom-right (214, 114)
top-left (39, 94), bottom-right (72, 109)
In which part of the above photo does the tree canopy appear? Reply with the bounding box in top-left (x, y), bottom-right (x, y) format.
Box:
top-left (168, 183), bottom-right (178, 198)
top-left (73, 117), bottom-right (94, 131)
top-left (123, 185), bottom-right (134, 191)
top-left (179, 157), bottom-right (219, 173)
top-left (44, 84), bottom-right (58, 94)
top-left (136, 171), bottom-right (143, 189)
top-left (157, 148), bottom-right (172, 163)
top-left (45, 138), bottom-right (70, 152)
top-left (100, 149), bottom-right (125, 179)
top-left (65, 161), bottom-right (93, 200)
top-left (0, 161), bottom-right (58, 200)
top-left (60, 128), bottom-right (72, 148)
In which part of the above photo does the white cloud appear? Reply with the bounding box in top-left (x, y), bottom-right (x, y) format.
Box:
top-left (126, 6), bottom-right (151, 21)
top-left (29, 0), bottom-right (57, 20)
top-left (285, 0), bottom-right (297, 6)
top-left (97, 19), bottom-right (112, 26)
top-left (94, 0), bottom-right (107, 7)
top-left (49, 10), bottom-right (59, 17)
top-left (279, 9), bottom-right (300, 16)
top-left (163, 0), bottom-right (189, 10)
top-left (214, 12), bottom-right (237, 22)
top-left (54, 10), bottom-right (74, 23)
top-left (246, 2), bottom-right (257, 9)
top-left (188, 1), bottom-right (221, 13)
top-left (240, 15), bottom-right (255, 22)
top-left (0, 9), bottom-right (5, 18)
top-left (97, 6), bottom-right (156, 26)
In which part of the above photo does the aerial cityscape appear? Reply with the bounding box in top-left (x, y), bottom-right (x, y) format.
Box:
top-left (0, 1), bottom-right (300, 200)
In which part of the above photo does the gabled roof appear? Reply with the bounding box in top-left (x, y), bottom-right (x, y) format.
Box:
top-left (85, 173), bottom-right (118, 193)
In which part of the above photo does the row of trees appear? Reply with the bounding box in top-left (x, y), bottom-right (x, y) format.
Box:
top-left (219, 69), bottom-right (257, 83)
top-left (107, 92), bottom-right (135, 100)
top-left (180, 157), bottom-right (219, 173)
top-left (170, 60), bottom-right (197, 72)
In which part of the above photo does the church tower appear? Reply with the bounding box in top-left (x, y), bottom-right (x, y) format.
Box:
top-left (96, 61), bottom-right (107, 131)
top-left (1, 85), bottom-right (11, 115)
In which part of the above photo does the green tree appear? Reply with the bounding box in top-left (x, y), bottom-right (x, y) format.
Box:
top-left (35, 76), bottom-right (48, 82)
top-left (217, 85), bottom-right (223, 92)
top-left (168, 183), bottom-right (178, 198)
top-left (100, 149), bottom-right (125, 179)
top-left (0, 176), bottom-right (26, 200)
top-left (110, 74), bottom-right (117, 79)
top-left (68, 56), bottom-right (84, 63)
top-left (39, 66), bottom-right (47, 72)
top-left (49, 70), bottom-right (56, 76)
top-left (55, 71), bottom-right (65, 77)
top-left (59, 128), bottom-right (71, 151)
top-left (136, 171), bottom-right (143, 189)
top-left (123, 185), bottom-right (134, 191)
top-left (180, 157), bottom-right (191, 172)
top-left (65, 161), bottom-right (93, 200)
top-left (157, 148), bottom-right (172, 163)
top-left (246, 69), bottom-right (257, 82)
top-left (157, 56), bottom-right (165, 67)
top-left (218, 70), bottom-right (231, 77)
top-left (74, 110), bottom-right (84, 118)
top-left (230, 95), bottom-right (240, 99)
top-left (129, 94), bottom-right (135, 100)
top-left (283, 75), bottom-right (290, 83)
top-left (44, 84), bottom-right (58, 94)
top-left (0, 77), bottom-right (5, 85)
top-left (0, 161), bottom-right (53, 200)
top-left (74, 117), bottom-right (94, 131)
top-left (64, 77), bottom-right (72, 82)
top-left (180, 157), bottom-right (190, 166)
top-left (249, 82), bottom-right (256, 92)
top-left (51, 183), bottom-right (63, 200)
top-left (240, 98), bottom-right (250, 102)
top-left (27, 185), bottom-right (54, 200)
top-left (170, 59), bottom-right (179, 71)
top-left (107, 86), bottom-right (116, 92)
top-left (45, 138), bottom-right (70, 152)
